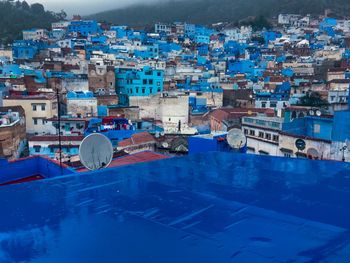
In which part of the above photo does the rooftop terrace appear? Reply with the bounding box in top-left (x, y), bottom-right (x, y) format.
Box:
top-left (0, 152), bottom-right (349, 262)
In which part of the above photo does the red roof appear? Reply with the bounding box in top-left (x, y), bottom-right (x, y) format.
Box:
top-left (118, 132), bottom-right (155, 148)
top-left (77, 151), bottom-right (169, 172)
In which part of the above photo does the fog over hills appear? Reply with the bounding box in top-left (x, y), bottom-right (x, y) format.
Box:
top-left (86, 0), bottom-right (350, 26)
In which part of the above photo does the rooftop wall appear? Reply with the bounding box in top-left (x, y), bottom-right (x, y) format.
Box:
top-left (0, 156), bottom-right (75, 184)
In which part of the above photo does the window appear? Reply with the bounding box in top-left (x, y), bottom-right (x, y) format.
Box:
top-left (33, 118), bottom-right (38, 125)
top-left (244, 129), bottom-right (248, 135)
top-left (314, 124), bottom-right (321, 133)
top-left (270, 102), bottom-right (277, 108)
top-left (284, 153), bottom-right (291, 158)
top-left (249, 130), bottom-right (255, 136)
top-left (259, 131), bottom-right (264, 138)
top-left (265, 133), bottom-right (272, 140)
top-left (273, 135), bottom-right (279, 142)
top-left (136, 87), bottom-right (139, 94)
top-left (157, 72), bottom-right (161, 76)
top-left (142, 88), bottom-right (145, 94)
top-left (41, 104), bottom-right (46, 111)
top-left (157, 81), bottom-right (161, 86)
top-left (143, 79), bottom-right (147, 85)
top-left (34, 146), bottom-right (41, 153)
top-left (261, 102), bottom-right (266, 108)
top-left (32, 105), bottom-right (37, 111)
top-left (150, 88), bottom-right (153, 93)
top-left (149, 79), bottom-right (153, 85)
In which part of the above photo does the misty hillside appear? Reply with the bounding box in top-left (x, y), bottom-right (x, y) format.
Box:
top-left (86, 0), bottom-right (350, 26)
top-left (0, 0), bottom-right (65, 44)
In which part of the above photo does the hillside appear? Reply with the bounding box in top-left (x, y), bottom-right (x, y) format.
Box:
top-left (86, 0), bottom-right (350, 26)
top-left (0, 0), bottom-right (66, 44)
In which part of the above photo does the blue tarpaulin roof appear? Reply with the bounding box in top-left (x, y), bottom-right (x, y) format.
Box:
top-left (0, 152), bottom-right (349, 262)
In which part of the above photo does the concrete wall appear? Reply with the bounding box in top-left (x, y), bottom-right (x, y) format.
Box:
top-left (279, 134), bottom-right (331, 160)
top-left (67, 98), bottom-right (97, 118)
top-left (129, 94), bottom-right (190, 133)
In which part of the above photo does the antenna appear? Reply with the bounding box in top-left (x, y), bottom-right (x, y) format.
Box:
top-left (79, 133), bottom-right (114, 171)
top-left (227, 128), bottom-right (247, 150)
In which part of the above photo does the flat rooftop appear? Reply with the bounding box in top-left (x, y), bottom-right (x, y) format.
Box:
top-left (0, 152), bottom-right (349, 262)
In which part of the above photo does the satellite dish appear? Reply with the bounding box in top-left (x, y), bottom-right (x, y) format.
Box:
top-left (227, 129), bottom-right (247, 149)
top-left (307, 148), bottom-right (319, 158)
top-left (309, 109), bottom-right (315, 116)
top-left (315, 110), bottom-right (322, 117)
top-left (79, 133), bottom-right (113, 171)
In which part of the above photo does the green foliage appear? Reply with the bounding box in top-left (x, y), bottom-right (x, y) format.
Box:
top-left (0, 0), bottom-right (65, 45)
top-left (298, 92), bottom-right (329, 107)
top-left (241, 16), bottom-right (272, 31)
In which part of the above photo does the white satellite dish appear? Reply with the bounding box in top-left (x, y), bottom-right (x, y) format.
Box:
top-left (79, 133), bottom-right (114, 171)
top-left (227, 129), bottom-right (247, 149)
top-left (309, 109), bottom-right (315, 116)
top-left (315, 110), bottom-right (322, 117)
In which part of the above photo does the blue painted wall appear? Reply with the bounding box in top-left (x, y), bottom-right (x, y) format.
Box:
top-left (0, 156), bottom-right (75, 184)
top-left (115, 66), bottom-right (164, 106)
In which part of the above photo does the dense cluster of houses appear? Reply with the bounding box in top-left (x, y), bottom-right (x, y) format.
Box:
top-left (0, 13), bottom-right (349, 163)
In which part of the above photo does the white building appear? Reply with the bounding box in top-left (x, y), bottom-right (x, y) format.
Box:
top-left (242, 116), bottom-right (283, 156)
top-left (23, 29), bottom-right (47, 41)
top-left (155, 23), bottom-right (172, 34)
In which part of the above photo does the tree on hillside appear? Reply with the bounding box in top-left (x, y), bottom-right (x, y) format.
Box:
top-left (0, 0), bottom-right (65, 44)
top-left (298, 92), bottom-right (329, 107)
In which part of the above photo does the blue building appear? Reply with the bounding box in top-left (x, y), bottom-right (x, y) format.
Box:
top-left (115, 66), bottom-right (164, 106)
top-left (282, 116), bottom-right (333, 141)
top-left (68, 20), bottom-right (101, 37)
top-left (12, 40), bottom-right (43, 60)
top-left (188, 133), bottom-right (246, 154)
top-left (134, 43), bottom-right (159, 59)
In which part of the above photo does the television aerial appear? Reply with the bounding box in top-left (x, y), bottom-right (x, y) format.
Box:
top-left (227, 128), bottom-right (247, 150)
top-left (79, 133), bottom-right (114, 171)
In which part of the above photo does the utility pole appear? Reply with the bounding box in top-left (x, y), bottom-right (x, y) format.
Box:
top-left (56, 82), bottom-right (63, 174)
top-left (340, 145), bottom-right (347, 162)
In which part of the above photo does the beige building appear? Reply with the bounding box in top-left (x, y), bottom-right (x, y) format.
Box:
top-left (3, 94), bottom-right (57, 135)
top-left (0, 106), bottom-right (26, 159)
